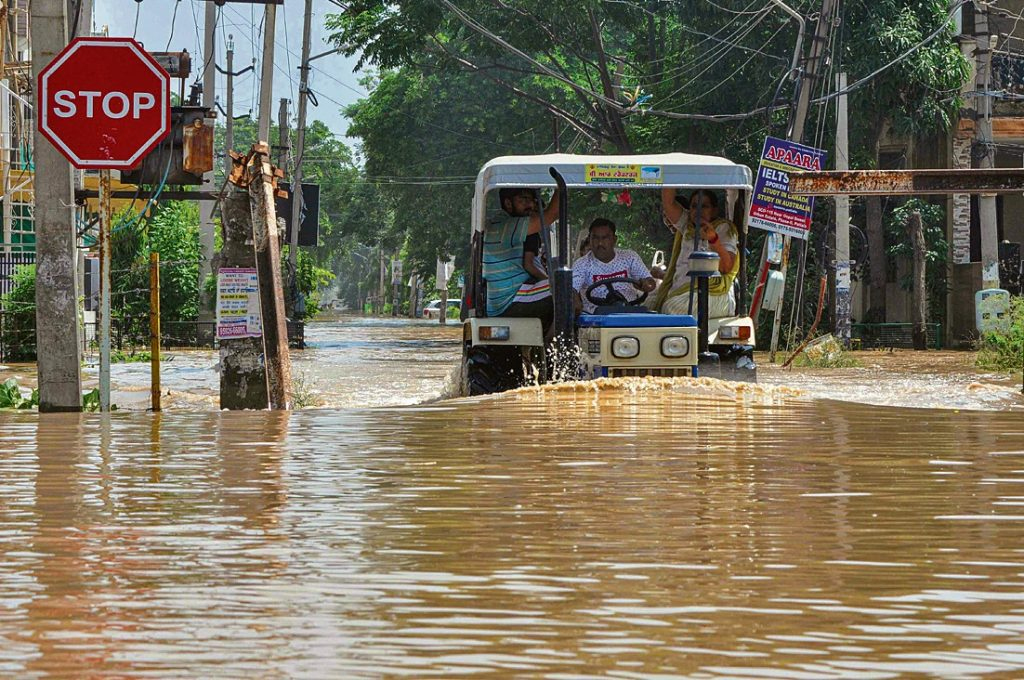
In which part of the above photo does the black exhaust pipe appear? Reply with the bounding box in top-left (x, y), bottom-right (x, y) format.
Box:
top-left (548, 167), bottom-right (574, 342)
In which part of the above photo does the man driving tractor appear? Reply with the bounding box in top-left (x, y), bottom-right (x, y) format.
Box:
top-left (572, 218), bottom-right (656, 314)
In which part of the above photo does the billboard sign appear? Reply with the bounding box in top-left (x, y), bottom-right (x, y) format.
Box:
top-left (748, 137), bottom-right (827, 240)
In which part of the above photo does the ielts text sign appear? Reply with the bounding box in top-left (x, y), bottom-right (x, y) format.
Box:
top-left (38, 37), bottom-right (170, 169)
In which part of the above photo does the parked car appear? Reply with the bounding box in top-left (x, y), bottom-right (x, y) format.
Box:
top-left (423, 299), bottom-right (461, 320)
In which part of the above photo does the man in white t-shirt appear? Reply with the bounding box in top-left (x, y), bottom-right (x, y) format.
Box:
top-left (572, 218), bottom-right (656, 314)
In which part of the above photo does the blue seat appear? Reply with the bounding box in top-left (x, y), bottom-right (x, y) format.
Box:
top-left (577, 313), bottom-right (698, 328)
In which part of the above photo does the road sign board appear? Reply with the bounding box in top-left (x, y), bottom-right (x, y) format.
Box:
top-left (748, 136), bottom-right (827, 241)
top-left (37, 37), bottom-right (171, 169)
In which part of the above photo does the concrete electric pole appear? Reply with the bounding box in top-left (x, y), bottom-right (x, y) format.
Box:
top-left (835, 72), bottom-right (851, 348)
top-left (290, 0), bottom-right (314, 275)
top-left (975, 4), bottom-right (1001, 290)
top-left (768, 0), bottom-right (839, 362)
top-left (225, 36), bottom-right (235, 178)
top-left (30, 0), bottom-right (82, 411)
top-left (277, 98), bottom-right (290, 170)
top-left (257, 2), bottom-right (277, 142)
top-left (199, 0), bottom-right (217, 329)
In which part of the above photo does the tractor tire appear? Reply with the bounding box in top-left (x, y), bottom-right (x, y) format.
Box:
top-left (464, 346), bottom-right (507, 396)
top-left (463, 345), bottom-right (530, 396)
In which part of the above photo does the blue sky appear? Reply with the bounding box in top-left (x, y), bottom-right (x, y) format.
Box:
top-left (93, 0), bottom-right (365, 143)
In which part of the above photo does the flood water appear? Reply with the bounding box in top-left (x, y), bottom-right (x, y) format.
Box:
top-left (3, 318), bottom-right (1024, 677)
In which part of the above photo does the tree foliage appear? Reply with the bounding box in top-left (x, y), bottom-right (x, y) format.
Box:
top-left (326, 0), bottom-right (969, 329)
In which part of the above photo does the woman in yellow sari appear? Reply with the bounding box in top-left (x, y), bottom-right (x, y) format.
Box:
top-left (649, 188), bottom-right (740, 317)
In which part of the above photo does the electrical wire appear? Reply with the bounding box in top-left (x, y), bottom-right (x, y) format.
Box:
top-left (656, 6), bottom-right (774, 107)
top-left (165, 0), bottom-right (182, 51)
top-left (662, 19), bottom-right (790, 114)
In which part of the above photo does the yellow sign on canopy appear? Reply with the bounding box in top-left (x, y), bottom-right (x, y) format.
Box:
top-left (584, 164), bottom-right (663, 185)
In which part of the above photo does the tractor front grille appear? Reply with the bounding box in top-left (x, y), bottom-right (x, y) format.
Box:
top-left (608, 367), bottom-right (692, 378)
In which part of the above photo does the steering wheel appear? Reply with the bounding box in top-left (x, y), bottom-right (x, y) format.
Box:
top-left (584, 276), bottom-right (649, 307)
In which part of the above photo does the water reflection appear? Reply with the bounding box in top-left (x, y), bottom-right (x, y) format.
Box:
top-left (2, 383), bottom-right (1024, 676)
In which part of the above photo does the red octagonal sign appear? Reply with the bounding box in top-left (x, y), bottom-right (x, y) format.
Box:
top-left (38, 37), bottom-right (170, 169)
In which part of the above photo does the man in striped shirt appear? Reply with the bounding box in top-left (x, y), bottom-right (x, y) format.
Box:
top-left (482, 188), bottom-right (560, 327)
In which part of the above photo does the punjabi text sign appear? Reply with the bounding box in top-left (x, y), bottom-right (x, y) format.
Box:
top-left (748, 137), bottom-right (827, 240)
top-left (584, 164), bottom-right (663, 185)
top-left (216, 268), bottom-right (262, 340)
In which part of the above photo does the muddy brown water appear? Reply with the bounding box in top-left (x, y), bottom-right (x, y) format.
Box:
top-left (2, 318), bottom-right (1024, 677)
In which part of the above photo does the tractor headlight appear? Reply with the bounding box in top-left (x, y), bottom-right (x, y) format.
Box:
top-left (661, 336), bottom-right (690, 358)
top-left (611, 336), bottom-right (640, 359)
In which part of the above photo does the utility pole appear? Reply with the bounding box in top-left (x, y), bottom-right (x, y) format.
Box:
top-left (220, 36), bottom-right (256, 175)
top-left (290, 0), bottom-right (314, 276)
top-left (77, 0), bottom-right (93, 36)
top-left (219, 181), bottom-right (268, 411)
top-left (976, 5), bottom-right (1001, 290)
top-left (31, 0), bottom-right (81, 412)
top-left (378, 248), bottom-right (386, 315)
top-left (835, 71), bottom-right (851, 348)
top-left (277, 96), bottom-right (293, 318)
top-left (768, 0), bottom-right (838, 362)
top-left (224, 36), bottom-right (235, 178)
top-left (199, 0), bottom-right (217, 331)
top-left (257, 2), bottom-right (277, 142)
top-left (277, 98), bottom-right (290, 170)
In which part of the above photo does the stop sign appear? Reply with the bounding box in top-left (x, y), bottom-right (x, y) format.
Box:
top-left (38, 37), bottom-right (170, 170)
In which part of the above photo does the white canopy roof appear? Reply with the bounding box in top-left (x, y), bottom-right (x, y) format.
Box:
top-left (473, 153), bottom-right (753, 232)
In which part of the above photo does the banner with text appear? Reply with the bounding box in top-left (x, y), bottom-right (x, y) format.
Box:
top-left (748, 137), bottom-right (826, 240)
top-left (216, 268), bottom-right (262, 340)
top-left (584, 164), bottom-right (663, 185)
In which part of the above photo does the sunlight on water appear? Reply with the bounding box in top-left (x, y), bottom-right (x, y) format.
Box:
top-left (2, 383), bottom-right (1024, 676)
top-left (3, 318), bottom-right (1024, 675)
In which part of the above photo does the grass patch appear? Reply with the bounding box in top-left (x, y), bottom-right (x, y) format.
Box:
top-left (111, 349), bottom-right (152, 363)
top-left (0, 380), bottom-right (117, 411)
top-left (976, 297), bottom-right (1024, 372)
top-left (289, 374), bottom-right (324, 409)
top-left (792, 335), bottom-right (862, 368)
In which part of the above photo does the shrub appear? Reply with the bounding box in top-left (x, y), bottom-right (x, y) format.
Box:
top-left (977, 297), bottom-right (1024, 371)
top-left (0, 264), bottom-right (37, 361)
top-left (793, 334), bottom-right (861, 368)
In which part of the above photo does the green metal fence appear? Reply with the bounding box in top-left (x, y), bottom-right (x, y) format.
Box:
top-left (851, 322), bottom-right (943, 350)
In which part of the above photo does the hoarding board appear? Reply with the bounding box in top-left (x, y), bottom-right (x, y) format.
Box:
top-left (748, 137), bottom-right (827, 240)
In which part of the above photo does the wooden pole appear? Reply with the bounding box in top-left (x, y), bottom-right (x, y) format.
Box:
top-left (149, 252), bottom-right (161, 411)
top-left (248, 145), bottom-right (292, 409)
top-left (909, 211), bottom-right (928, 350)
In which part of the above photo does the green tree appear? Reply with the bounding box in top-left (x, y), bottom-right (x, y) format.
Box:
top-left (0, 264), bottom-right (36, 361)
top-left (885, 199), bottom-right (948, 328)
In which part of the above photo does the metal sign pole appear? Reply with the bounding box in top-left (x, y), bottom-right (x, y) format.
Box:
top-left (98, 169), bottom-right (112, 412)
